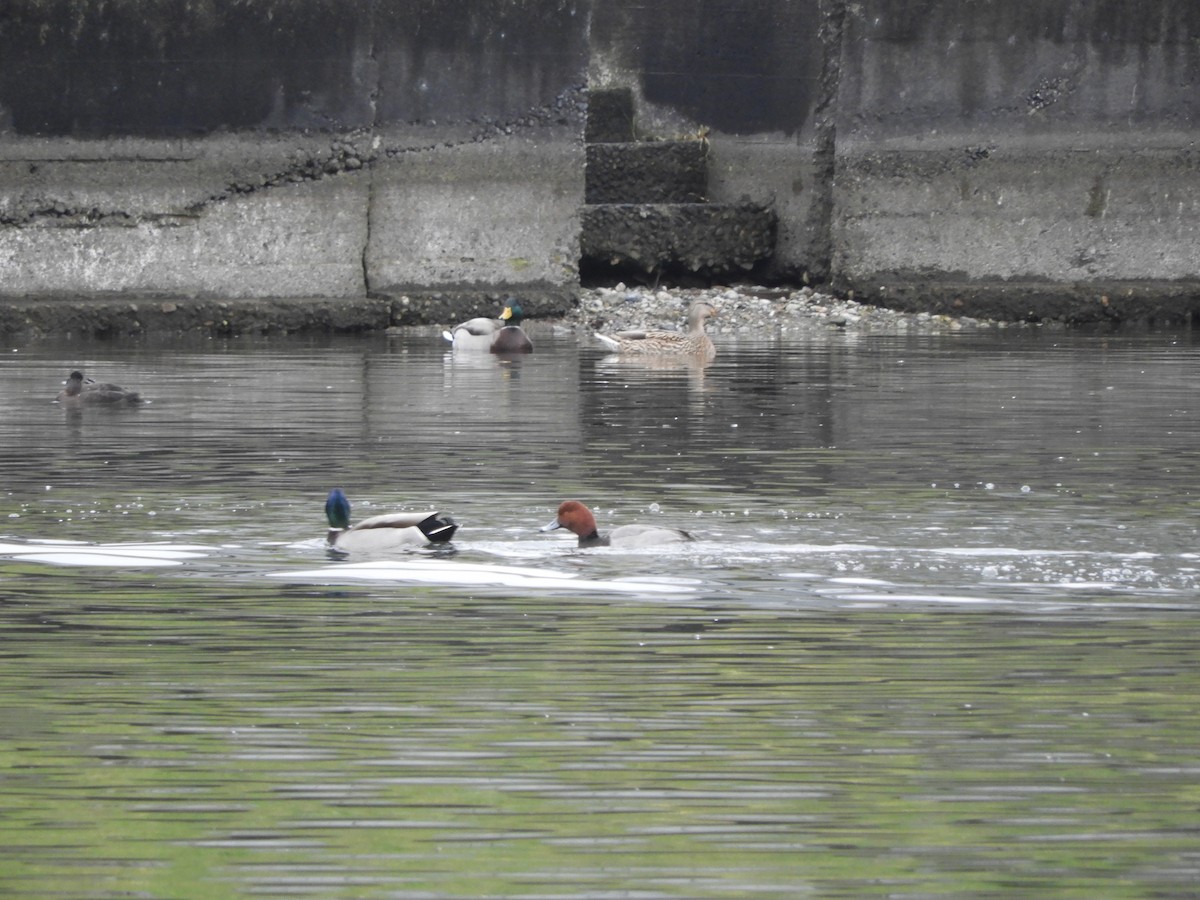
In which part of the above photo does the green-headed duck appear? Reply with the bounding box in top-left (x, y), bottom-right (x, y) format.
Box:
top-left (443, 303), bottom-right (533, 353)
top-left (596, 301), bottom-right (717, 359)
top-left (540, 500), bottom-right (694, 549)
top-left (325, 488), bottom-right (458, 553)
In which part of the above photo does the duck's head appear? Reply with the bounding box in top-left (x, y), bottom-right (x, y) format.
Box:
top-left (501, 302), bottom-right (525, 326)
top-left (687, 301), bottom-right (718, 326)
top-left (541, 500), bottom-right (599, 539)
top-left (59, 371), bottom-right (86, 398)
top-left (325, 488), bottom-right (352, 529)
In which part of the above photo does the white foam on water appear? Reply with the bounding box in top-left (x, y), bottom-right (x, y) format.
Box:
top-left (270, 559), bottom-right (698, 595)
top-left (0, 540), bottom-right (209, 568)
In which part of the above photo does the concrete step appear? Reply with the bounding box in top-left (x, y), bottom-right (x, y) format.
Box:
top-left (580, 202), bottom-right (777, 278)
top-left (585, 141), bottom-right (708, 204)
top-left (585, 87), bottom-right (636, 143)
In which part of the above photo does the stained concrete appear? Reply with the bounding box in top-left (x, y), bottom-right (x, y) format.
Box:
top-left (1, 0), bottom-right (1199, 330)
top-left (0, 0), bottom-right (589, 312)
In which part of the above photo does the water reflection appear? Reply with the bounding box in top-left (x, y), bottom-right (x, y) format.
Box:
top-left (1, 327), bottom-right (1198, 897)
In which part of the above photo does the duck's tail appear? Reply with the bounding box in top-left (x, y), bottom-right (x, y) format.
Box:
top-left (595, 333), bottom-right (621, 350)
top-left (418, 513), bottom-right (459, 543)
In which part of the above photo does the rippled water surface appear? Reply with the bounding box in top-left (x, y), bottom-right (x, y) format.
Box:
top-left (2, 326), bottom-right (1198, 897)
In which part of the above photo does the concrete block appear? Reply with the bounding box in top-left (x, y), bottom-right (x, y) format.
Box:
top-left (832, 137), bottom-right (1200, 285)
top-left (585, 87), bottom-right (636, 142)
top-left (581, 202), bottom-right (776, 278)
top-left (585, 142), bottom-right (708, 204)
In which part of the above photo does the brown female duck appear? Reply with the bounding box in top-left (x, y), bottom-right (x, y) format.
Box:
top-left (596, 301), bottom-right (717, 359)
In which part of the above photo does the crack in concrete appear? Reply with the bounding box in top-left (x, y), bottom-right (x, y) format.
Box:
top-left (0, 83), bottom-right (587, 232)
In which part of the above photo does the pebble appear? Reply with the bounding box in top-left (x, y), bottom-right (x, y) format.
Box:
top-left (560, 284), bottom-right (1016, 337)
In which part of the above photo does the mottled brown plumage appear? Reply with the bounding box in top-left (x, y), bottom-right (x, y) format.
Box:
top-left (596, 301), bottom-right (717, 359)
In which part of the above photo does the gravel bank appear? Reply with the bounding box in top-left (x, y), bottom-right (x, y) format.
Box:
top-left (561, 284), bottom-right (1024, 338)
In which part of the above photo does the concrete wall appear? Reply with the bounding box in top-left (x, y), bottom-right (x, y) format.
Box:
top-left (829, 0), bottom-right (1200, 319)
top-left (0, 0), bottom-right (1197, 323)
top-left (0, 0), bottom-right (588, 310)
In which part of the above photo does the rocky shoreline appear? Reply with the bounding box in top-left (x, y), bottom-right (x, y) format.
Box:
top-left (561, 283), bottom-right (1021, 338)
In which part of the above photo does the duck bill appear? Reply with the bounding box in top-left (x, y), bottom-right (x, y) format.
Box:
top-left (540, 519), bottom-right (563, 533)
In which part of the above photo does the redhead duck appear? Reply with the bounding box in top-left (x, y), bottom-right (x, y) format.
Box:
top-left (55, 370), bottom-right (142, 404)
top-left (443, 303), bottom-right (533, 353)
top-left (596, 301), bottom-right (717, 359)
top-left (325, 488), bottom-right (458, 553)
top-left (540, 500), bottom-right (694, 549)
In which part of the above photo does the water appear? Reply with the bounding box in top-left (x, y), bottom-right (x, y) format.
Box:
top-left (1, 326), bottom-right (1198, 897)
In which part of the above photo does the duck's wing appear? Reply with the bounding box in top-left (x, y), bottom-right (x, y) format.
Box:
top-left (354, 511), bottom-right (443, 530)
top-left (609, 523), bottom-right (693, 547)
top-left (452, 317), bottom-right (504, 337)
top-left (596, 329), bottom-right (691, 354)
top-left (82, 387), bottom-right (142, 403)
top-left (352, 511), bottom-right (458, 542)
top-left (447, 317), bottom-right (506, 350)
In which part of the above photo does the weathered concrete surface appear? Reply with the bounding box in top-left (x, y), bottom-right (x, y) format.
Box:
top-left (850, 281), bottom-right (1200, 327)
top-left (1, 0), bottom-right (1199, 329)
top-left (0, 0), bottom-right (588, 306)
top-left (829, 0), bottom-right (1200, 313)
top-left (0, 290), bottom-right (579, 340)
top-left (0, 296), bottom-right (393, 340)
top-left (0, 135), bottom-right (371, 297)
top-left (580, 203), bottom-right (776, 279)
top-left (367, 133), bottom-right (582, 292)
top-left (589, 0), bottom-right (828, 282)
top-left (585, 141), bottom-right (708, 204)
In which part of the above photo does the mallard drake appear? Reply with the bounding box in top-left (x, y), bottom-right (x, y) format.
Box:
top-left (54, 370), bottom-right (142, 404)
top-left (325, 488), bottom-right (458, 553)
top-left (490, 303), bottom-right (533, 353)
top-left (596, 301), bottom-right (717, 359)
top-left (540, 500), bottom-right (694, 549)
top-left (443, 303), bottom-right (533, 353)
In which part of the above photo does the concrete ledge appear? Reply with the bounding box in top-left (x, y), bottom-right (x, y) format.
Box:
top-left (0, 296), bottom-right (394, 339)
top-left (372, 286), bottom-right (578, 325)
top-left (2, 280), bottom-right (1198, 338)
top-left (853, 279), bottom-right (1200, 326)
top-left (0, 287), bottom-right (582, 338)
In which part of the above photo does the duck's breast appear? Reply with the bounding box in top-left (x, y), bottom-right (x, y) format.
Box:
top-left (491, 326), bottom-right (533, 353)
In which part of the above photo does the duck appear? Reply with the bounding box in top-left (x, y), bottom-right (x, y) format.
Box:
top-left (595, 301), bottom-right (717, 359)
top-left (54, 370), bottom-right (142, 404)
top-left (540, 500), bottom-right (694, 549)
top-left (325, 488), bottom-right (458, 553)
top-left (443, 303), bottom-right (533, 353)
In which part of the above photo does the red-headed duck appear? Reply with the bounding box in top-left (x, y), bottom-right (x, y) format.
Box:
top-left (596, 301), bottom-right (717, 359)
top-left (540, 500), bottom-right (694, 549)
top-left (325, 488), bottom-right (458, 553)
